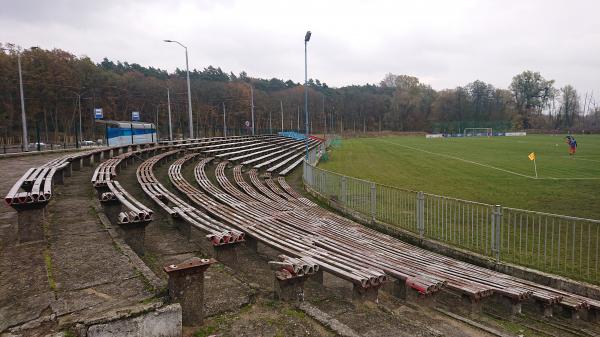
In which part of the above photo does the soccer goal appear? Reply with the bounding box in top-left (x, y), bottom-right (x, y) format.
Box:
top-left (464, 128), bottom-right (493, 137)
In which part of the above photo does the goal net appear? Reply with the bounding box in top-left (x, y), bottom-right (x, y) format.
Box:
top-left (464, 128), bottom-right (492, 137)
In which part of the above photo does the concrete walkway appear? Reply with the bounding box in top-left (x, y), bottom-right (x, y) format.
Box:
top-left (0, 155), bottom-right (154, 334)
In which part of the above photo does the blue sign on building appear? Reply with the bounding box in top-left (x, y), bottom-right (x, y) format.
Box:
top-left (94, 108), bottom-right (103, 119)
top-left (132, 111), bottom-right (140, 121)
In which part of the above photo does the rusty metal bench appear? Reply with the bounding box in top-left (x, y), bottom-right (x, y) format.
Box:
top-left (136, 150), bottom-right (244, 248)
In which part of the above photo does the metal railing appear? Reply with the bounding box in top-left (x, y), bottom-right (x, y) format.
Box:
top-left (303, 149), bottom-right (600, 284)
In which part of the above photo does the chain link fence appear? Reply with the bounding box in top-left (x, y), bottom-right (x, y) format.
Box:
top-left (303, 148), bottom-right (600, 284)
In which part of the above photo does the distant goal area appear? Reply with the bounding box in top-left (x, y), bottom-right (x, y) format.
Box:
top-left (426, 129), bottom-right (526, 139)
top-left (426, 120), bottom-right (526, 138)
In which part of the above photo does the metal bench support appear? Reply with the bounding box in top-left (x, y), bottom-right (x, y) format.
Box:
top-left (164, 257), bottom-right (215, 326)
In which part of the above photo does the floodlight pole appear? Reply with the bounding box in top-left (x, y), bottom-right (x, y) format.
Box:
top-left (17, 51), bottom-right (29, 151)
top-left (164, 40), bottom-right (193, 139)
top-left (155, 104), bottom-right (160, 139)
top-left (222, 102), bottom-right (227, 137)
top-left (249, 83), bottom-right (255, 135)
top-left (280, 100), bottom-right (284, 132)
top-left (304, 31), bottom-right (311, 160)
top-left (2, 47), bottom-right (39, 151)
top-left (77, 93), bottom-right (82, 141)
top-left (167, 87), bottom-right (173, 140)
top-left (9, 48), bottom-right (29, 152)
top-left (323, 94), bottom-right (326, 134)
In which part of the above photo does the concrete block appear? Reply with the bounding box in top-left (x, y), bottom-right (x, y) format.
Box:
top-left (579, 307), bottom-right (599, 322)
top-left (352, 284), bottom-right (379, 303)
top-left (244, 237), bottom-right (258, 253)
top-left (64, 163), bottom-right (72, 177)
top-left (274, 275), bottom-right (308, 302)
top-left (52, 169), bottom-right (64, 185)
top-left (72, 158), bottom-right (82, 171)
top-left (100, 201), bottom-right (121, 225)
top-left (311, 270), bottom-right (324, 285)
top-left (87, 304), bottom-right (182, 337)
top-left (214, 244), bottom-right (238, 266)
top-left (384, 278), bottom-right (420, 302)
top-left (118, 221), bottom-right (149, 256)
top-left (170, 217), bottom-right (190, 240)
top-left (462, 294), bottom-right (482, 313)
top-left (492, 295), bottom-right (522, 315)
top-left (17, 207), bottom-right (46, 243)
top-left (526, 299), bottom-right (554, 318)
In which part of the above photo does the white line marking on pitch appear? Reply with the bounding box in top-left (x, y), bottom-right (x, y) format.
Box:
top-left (535, 177), bottom-right (600, 180)
top-left (379, 139), bottom-right (600, 181)
top-left (569, 157), bottom-right (600, 163)
top-left (379, 139), bottom-right (535, 178)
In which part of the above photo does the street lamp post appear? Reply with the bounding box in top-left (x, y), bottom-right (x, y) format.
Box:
top-left (304, 31), bottom-right (311, 160)
top-left (17, 51), bottom-right (29, 151)
top-left (280, 100), bottom-right (284, 132)
top-left (323, 94), bottom-right (326, 134)
top-left (249, 83), bottom-right (255, 135)
top-left (164, 40), bottom-right (194, 139)
top-left (2, 46), bottom-right (39, 151)
top-left (77, 93), bottom-right (82, 142)
top-left (155, 104), bottom-right (160, 140)
top-left (222, 102), bottom-right (227, 137)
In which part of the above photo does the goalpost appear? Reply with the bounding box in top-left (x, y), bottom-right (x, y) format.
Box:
top-left (464, 128), bottom-right (493, 137)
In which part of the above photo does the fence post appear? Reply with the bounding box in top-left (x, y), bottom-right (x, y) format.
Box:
top-left (492, 205), bottom-right (502, 261)
top-left (417, 191), bottom-right (425, 238)
top-left (370, 182), bottom-right (376, 222)
top-left (341, 176), bottom-right (347, 205)
top-left (303, 161), bottom-right (306, 183)
top-left (322, 168), bottom-right (327, 195)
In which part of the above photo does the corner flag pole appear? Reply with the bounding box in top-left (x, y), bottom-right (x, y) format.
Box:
top-left (528, 152), bottom-right (538, 179)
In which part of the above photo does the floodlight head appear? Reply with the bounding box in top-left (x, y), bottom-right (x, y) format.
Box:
top-left (305, 31), bottom-right (312, 42)
top-left (164, 39), bottom-right (173, 42)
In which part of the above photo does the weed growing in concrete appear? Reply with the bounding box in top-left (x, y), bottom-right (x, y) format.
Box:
top-left (43, 248), bottom-right (57, 291)
top-left (193, 324), bottom-right (217, 337)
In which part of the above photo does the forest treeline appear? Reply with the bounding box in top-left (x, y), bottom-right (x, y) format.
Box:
top-left (1, 43), bottom-right (599, 143)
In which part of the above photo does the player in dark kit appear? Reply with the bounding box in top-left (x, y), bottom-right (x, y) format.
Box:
top-left (565, 136), bottom-right (577, 156)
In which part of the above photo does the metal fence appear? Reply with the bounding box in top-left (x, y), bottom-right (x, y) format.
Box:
top-left (303, 150), bottom-right (600, 284)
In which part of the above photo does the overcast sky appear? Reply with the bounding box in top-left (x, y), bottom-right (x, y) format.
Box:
top-left (1, 0), bottom-right (599, 97)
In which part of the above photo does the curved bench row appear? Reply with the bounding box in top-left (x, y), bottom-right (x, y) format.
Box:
top-left (90, 136), bottom-right (264, 226)
top-left (167, 154), bottom-right (387, 289)
top-left (136, 150), bottom-right (244, 245)
top-left (4, 143), bottom-right (153, 209)
top-left (189, 134), bottom-right (322, 175)
top-left (92, 146), bottom-right (163, 225)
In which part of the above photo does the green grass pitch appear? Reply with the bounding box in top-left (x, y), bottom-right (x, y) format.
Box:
top-left (319, 134), bottom-right (600, 220)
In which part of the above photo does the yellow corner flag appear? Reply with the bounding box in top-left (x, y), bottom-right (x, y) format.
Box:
top-left (528, 152), bottom-right (536, 161)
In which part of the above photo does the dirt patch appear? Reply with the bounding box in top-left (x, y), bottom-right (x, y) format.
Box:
top-left (184, 298), bottom-right (336, 337)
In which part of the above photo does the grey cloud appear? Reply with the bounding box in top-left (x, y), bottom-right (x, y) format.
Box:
top-left (1, 0), bottom-right (598, 96)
